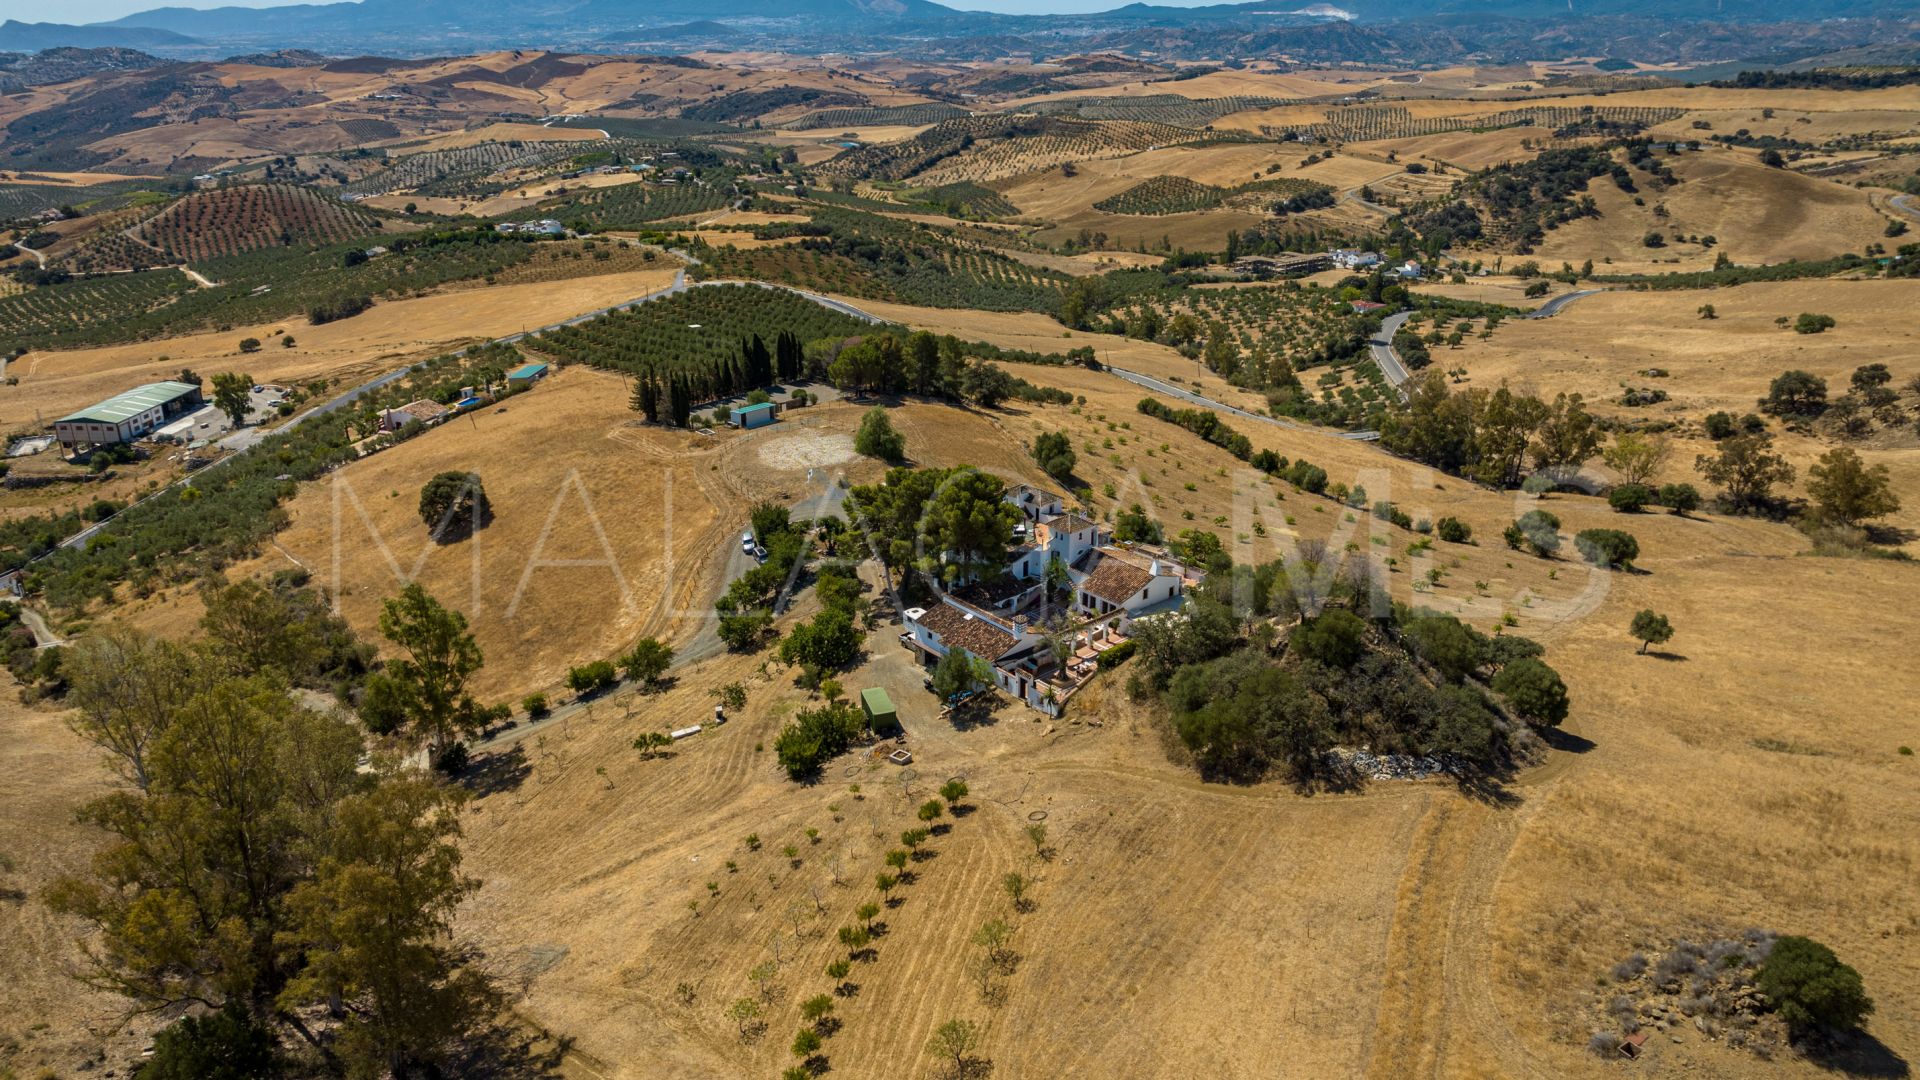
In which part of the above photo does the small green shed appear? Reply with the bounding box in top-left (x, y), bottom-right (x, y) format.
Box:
top-left (860, 687), bottom-right (899, 735)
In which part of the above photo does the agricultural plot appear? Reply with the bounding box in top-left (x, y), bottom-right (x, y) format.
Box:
top-left (1092, 175), bottom-right (1331, 215)
top-left (894, 181), bottom-right (1019, 220)
top-left (1027, 93), bottom-right (1299, 127)
top-left (822, 115), bottom-right (1226, 185)
top-left (702, 208), bottom-right (1070, 314)
top-left (334, 117), bottom-right (402, 142)
top-left (1102, 282), bottom-right (1388, 425)
top-left (0, 270), bottom-right (192, 353)
top-left (135, 184), bottom-right (380, 263)
top-left (338, 141), bottom-right (584, 197)
top-left (0, 178), bottom-right (159, 222)
top-left (784, 103), bottom-right (968, 130)
top-left (1266, 104), bottom-right (1687, 143)
top-left (0, 232), bottom-right (537, 352)
top-left (528, 283), bottom-right (870, 388)
top-left (523, 178), bottom-right (733, 230)
top-left (57, 228), bottom-right (171, 274)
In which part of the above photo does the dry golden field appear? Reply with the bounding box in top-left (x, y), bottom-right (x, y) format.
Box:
top-left (1448, 279), bottom-right (1920, 548)
top-left (1525, 149), bottom-right (1890, 271)
top-left (446, 354), bottom-right (1920, 1080)
top-left (9, 315), bottom-right (1920, 1078)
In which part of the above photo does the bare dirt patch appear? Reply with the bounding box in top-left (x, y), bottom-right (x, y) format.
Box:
top-left (757, 431), bottom-right (856, 471)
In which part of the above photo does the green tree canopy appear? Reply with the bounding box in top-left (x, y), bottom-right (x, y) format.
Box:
top-left (1758, 935), bottom-right (1874, 1035)
top-left (375, 583), bottom-right (486, 764)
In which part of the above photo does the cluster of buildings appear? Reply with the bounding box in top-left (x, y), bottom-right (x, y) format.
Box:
top-left (495, 219), bottom-right (566, 236)
top-left (377, 362), bottom-right (548, 434)
top-left (1230, 249), bottom-right (1423, 282)
top-left (902, 484), bottom-right (1200, 716)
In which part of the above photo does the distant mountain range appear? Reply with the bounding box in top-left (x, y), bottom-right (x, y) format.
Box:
top-left (0, 19), bottom-right (196, 52)
top-left (0, 0), bottom-right (1910, 66)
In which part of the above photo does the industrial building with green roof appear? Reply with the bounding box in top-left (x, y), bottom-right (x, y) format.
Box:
top-left (53, 381), bottom-right (206, 447)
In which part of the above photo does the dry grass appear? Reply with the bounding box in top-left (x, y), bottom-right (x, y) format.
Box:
top-left (1526, 148), bottom-right (1889, 271)
top-left (0, 696), bottom-right (161, 1076)
top-left (8, 328), bottom-right (1919, 1079)
top-left (1451, 278), bottom-right (1920, 546)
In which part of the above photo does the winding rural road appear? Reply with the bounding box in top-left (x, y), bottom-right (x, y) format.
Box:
top-left (1526, 288), bottom-right (1602, 319)
top-left (1370, 310), bottom-right (1415, 394)
top-left (12, 242), bottom-right (47, 269)
top-left (1106, 364), bottom-right (1381, 441)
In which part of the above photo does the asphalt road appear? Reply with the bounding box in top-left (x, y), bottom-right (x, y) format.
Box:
top-left (1527, 289), bottom-right (1603, 319)
top-left (1369, 310), bottom-right (1415, 393)
top-left (1106, 364), bottom-right (1380, 442)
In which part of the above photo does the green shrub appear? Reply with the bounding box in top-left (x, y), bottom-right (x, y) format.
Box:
top-left (1656, 482), bottom-right (1701, 514)
top-left (1436, 516), bottom-right (1472, 543)
top-left (566, 659), bottom-right (617, 695)
top-left (522, 692), bottom-right (549, 718)
top-left (1575, 528), bottom-right (1640, 569)
top-left (773, 702), bottom-right (867, 779)
top-left (1607, 483), bottom-right (1653, 513)
top-left (1492, 657), bottom-right (1569, 727)
top-left (1758, 935), bottom-right (1873, 1034)
top-left (1095, 639), bottom-right (1137, 669)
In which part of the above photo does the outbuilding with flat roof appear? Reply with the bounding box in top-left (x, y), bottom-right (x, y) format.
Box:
top-left (506, 362), bottom-right (550, 388)
top-left (730, 401), bottom-right (778, 430)
top-left (53, 381), bottom-right (204, 447)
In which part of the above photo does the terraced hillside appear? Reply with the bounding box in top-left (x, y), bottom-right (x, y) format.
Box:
top-left (784, 103), bottom-right (969, 130)
top-left (1027, 93), bottom-right (1299, 127)
top-left (529, 283), bottom-right (870, 393)
top-left (135, 183), bottom-right (381, 262)
top-left (1093, 175), bottom-right (1331, 216)
top-left (337, 141), bottom-right (587, 197)
top-left (1265, 104), bottom-right (1688, 143)
top-left (822, 115), bottom-right (1231, 185)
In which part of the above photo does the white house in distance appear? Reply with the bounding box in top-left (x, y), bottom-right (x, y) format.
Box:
top-left (902, 482), bottom-right (1200, 715)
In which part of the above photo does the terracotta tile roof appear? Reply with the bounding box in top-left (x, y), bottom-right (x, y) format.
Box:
top-left (915, 602), bottom-right (1018, 659)
top-left (1078, 552), bottom-right (1155, 606)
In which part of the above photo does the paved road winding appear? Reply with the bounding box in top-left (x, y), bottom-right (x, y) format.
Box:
top-left (1526, 289), bottom-right (1602, 319)
top-left (1106, 365), bottom-right (1381, 442)
top-left (1369, 310), bottom-right (1415, 394)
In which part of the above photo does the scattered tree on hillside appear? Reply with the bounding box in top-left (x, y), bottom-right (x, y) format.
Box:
top-left (60, 629), bottom-right (197, 792)
top-left (927, 1019), bottom-right (986, 1080)
top-left (1630, 610), bottom-right (1674, 654)
top-left (1657, 482), bottom-right (1702, 516)
top-left (1758, 936), bottom-right (1874, 1036)
top-left (417, 470), bottom-right (490, 542)
top-left (1491, 657), bottom-right (1569, 727)
top-left (1029, 430), bottom-right (1076, 484)
top-left (1603, 432), bottom-right (1672, 488)
top-left (1806, 447), bottom-right (1900, 527)
top-left (621, 636), bottom-right (675, 688)
top-left (1696, 433), bottom-right (1795, 513)
top-left (371, 583), bottom-right (487, 768)
top-left (1760, 370), bottom-right (1828, 416)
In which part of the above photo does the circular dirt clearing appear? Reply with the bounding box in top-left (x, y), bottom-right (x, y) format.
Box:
top-left (758, 432), bottom-right (856, 471)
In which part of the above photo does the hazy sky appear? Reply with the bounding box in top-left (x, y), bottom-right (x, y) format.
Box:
top-left (51, 0), bottom-right (1224, 27)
